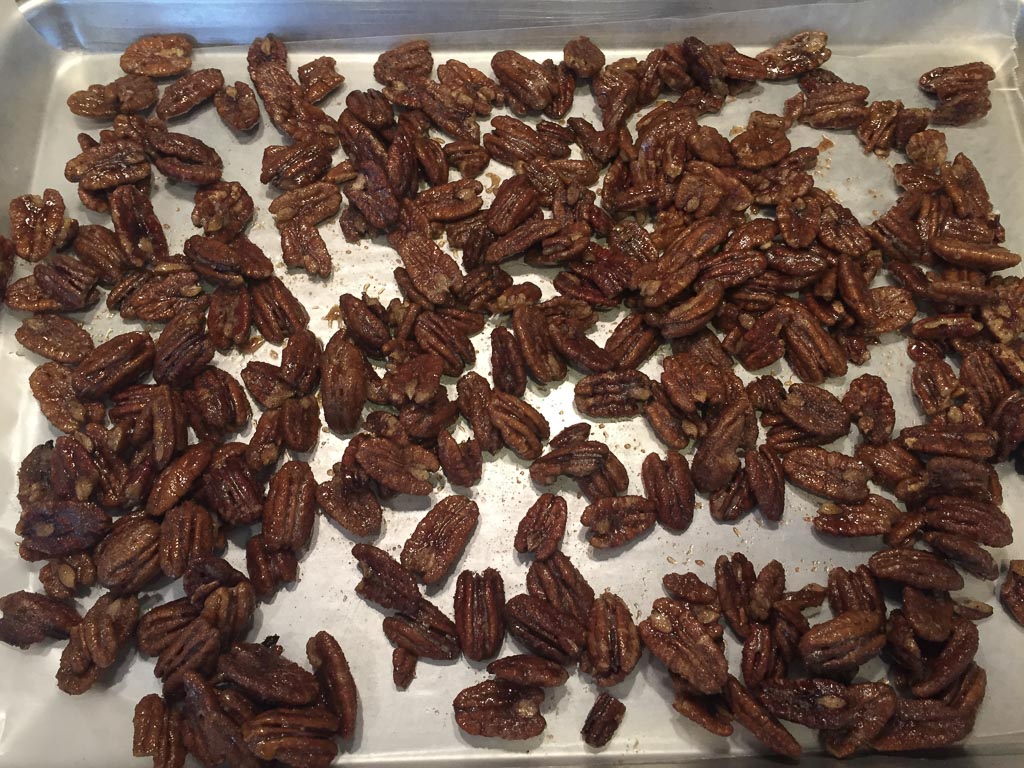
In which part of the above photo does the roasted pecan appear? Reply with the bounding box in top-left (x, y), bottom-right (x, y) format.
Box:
top-left (581, 496), bottom-right (657, 549)
top-left (813, 494), bottom-right (903, 538)
top-left (217, 641), bottom-right (319, 706)
top-left (581, 692), bottom-right (625, 749)
top-left (0, 590), bottom-right (81, 649)
top-left (782, 447), bottom-right (870, 503)
top-left (490, 326), bottom-right (529, 397)
top-left (317, 464), bottom-right (382, 538)
top-left (263, 461), bottom-right (316, 554)
top-left (798, 610), bottom-right (884, 676)
top-left (132, 694), bottom-right (186, 768)
top-left (352, 543), bottom-right (420, 614)
top-left (489, 391), bottom-right (550, 460)
top-left (242, 706), bottom-right (340, 768)
top-left (306, 631), bottom-right (358, 739)
top-left (513, 494), bottom-right (567, 559)
top-left (780, 383), bottom-right (850, 440)
top-left (215, 81), bottom-right (261, 132)
top-left (488, 654), bottom-right (568, 688)
top-left (724, 676), bottom-right (802, 758)
top-left (159, 502), bottom-right (215, 579)
top-left (453, 679), bottom-right (546, 740)
top-left (921, 530), bottom-right (998, 581)
top-left (868, 547), bottom-right (964, 591)
top-left (246, 533), bottom-right (298, 599)
top-left (121, 34), bottom-right (192, 77)
top-left (15, 315), bottom-right (93, 365)
top-left (1000, 560), bottom-right (1024, 626)
top-left (454, 568), bottom-right (506, 661)
top-left (93, 514), bottom-right (161, 594)
top-left (17, 499), bottom-right (111, 561)
top-left (298, 56), bottom-right (345, 102)
top-left (354, 436), bottom-right (438, 496)
top-left (504, 593), bottom-right (586, 664)
top-left (383, 598), bottom-right (460, 660)
top-left (401, 495), bottom-right (479, 585)
top-left (181, 671), bottom-right (256, 767)
top-left (581, 592), bottom-right (641, 687)
top-left (575, 370), bottom-right (652, 419)
top-left (639, 598), bottom-right (728, 694)
top-left (57, 593), bottom-right (139, 694)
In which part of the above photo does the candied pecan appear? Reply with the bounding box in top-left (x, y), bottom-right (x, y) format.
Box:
top-left (374, 39), bottom-right (432, 87)
top-left (262, 461), bottom-right (316, 554)
top-left (580, 495), bottom-right (654, 548)
top-left (242, 706), bottom-right (339, 768)
top-left (511, 493), bottom-right (567, 560)
top-left (574, 370), bottom-right (652, 419)
top-left (486, 657), bottom-right (569, 697)
top-left (639, 598), bottom-right (728, 694)
top-left (0, 590), bottom-right (80, 649)
top-left (354, 436), bottom-right (438, 496)
top-left (491, 50), bottom-right (557, 114)
top-left (871, 695), bottom-right (974, 751)
top-left (180, 671), bottom-right (256, 766)
top-left (692, 400), bottom-right (758, 494)
top-left (217, 641), bottom-right (319, 706)
top-left (8, 189), bottom-right (76, 263)
top-left (108, 184), bottom-right (167, 264)
top-left (17, 498), bottom-right (112, 562)
top-left (93, 514), bottom-right (161, 594)
top-left (158, 502), bottom-right (215, 579)
top-left (504, 593), bottom-right (586, 664)
top-left (215, 80), bottom-right (261, 132)
top-left (814, 494), bottom-right (903, 538)
top-left (132, 694), bottom-right (186, 768)
top-left (352, 543), bottom-right (420, 614)
top-left (15, 315), bottom-right (93, 365)
top-left (581, 592), bottom-right (640, 687)
top-left (317, 463), bottom-right (381, 538)
top-left (251, 276), bottom-right (309, 344)
top-left (305, 631), bottom-right (358, 740)
top-left (57, 592), bottom-right (139, 695)
top-left (295, 56), bottom-right (344, 103)
top-left (782, 447), bottom-right (870, 503)
top-left (922, 496), bottom-right (1013, 548)
top-left (437, 431), bottom-right (482, 487)
top-left (715, 553), bottom-right (755, 639)
top-left (245, 533), bottom-right (298, 599)
top-left (156, 68), bottom-right (224, 120)
top-left (798, 610), bottom-right (884, 676)
top-left (488, 391), bottom-right (550, 461)
top-left (191, 181), bottom-right (254, 241)
top-left (999, 560), bottom-right (1024, 626)
top-left (921, 531), bottom-right (998, 581)
top-left (383, 598), bottom-right (460, 660)
top-left (490, 326), bottom-right (529, 397)
top-left (454, 568), bottom-right (506, 662)
top-left (581, 693), bottom-right (625, 749)
top-left (400, 495), bottom-right (479, 585)
top-left (868, 547), bottom-right (964, 591)
top-left (454, 679), bottom-right (546, 740)
top-left (121, 34), bottom-right (192, 76)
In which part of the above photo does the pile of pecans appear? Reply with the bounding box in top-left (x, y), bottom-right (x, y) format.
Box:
top-left (0, 25), bottom-right (1022, 765)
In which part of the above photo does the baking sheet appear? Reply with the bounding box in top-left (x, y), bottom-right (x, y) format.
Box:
top-left (1, 0), bottom-right (1024, 765)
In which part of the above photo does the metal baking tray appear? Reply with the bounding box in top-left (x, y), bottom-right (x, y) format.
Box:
top-left (1, 0), bottom-right (1024, 765)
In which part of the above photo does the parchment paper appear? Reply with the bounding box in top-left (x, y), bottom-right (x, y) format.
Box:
top-left (1, 0), bottom-right (1023, 765)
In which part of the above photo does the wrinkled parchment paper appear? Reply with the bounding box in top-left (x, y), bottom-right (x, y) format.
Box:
top-left (0, 0), bottom-right (1022, 764)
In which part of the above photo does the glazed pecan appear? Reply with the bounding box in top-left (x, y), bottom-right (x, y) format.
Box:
top-left (490, 326), bottom-right (529, 397)
top-left (317, 464), bottom-right (382, 538)
top-left (575, 370), bottom-right (653, 418)
top-left (321, 332), bottom-right (367, 435)
top-left (581, 592), bottom-right (641, 687)
top-left (401, 496), bottom-right (479, 585)
top-left (514, 494), bottom-right (568, 559)
top-left (383, 598), bottom-right (460, 660)
top-left (215, 81), bottom-right (261, 132)
top-left (642, 452), bottom-right (696, 532)
top-left (352, 543), bottom-right (420, 614)
top-left (306, 631), bottom-right (358, 739)
top-left (354, 436), bottom-right (438, 496)
top-left (527, 553), bottom-right (595, 624)
top-left (488, 654), bottom-right (568, 688)
top-left (725, 676), bottom-right (802, 758)
top-left (798, 610), bottom-right (884, 676)
top-left (581, 496), bottom-right (657, 549)
top-left (868, 547), bottom-right (964, 591)
top-left (782, 447), bottom-right (870, 503)
top-left (504, 593), bottom-right (586, 664)
top-left (639, 598), bottom-right (728, 694)
top-left (17, 499), bottom-right (112, 561)
top-left (453, 680), bottom-right (546, 740)
top-left (454, 568), bottom-right (506, 661)
top-left (159, 502), bottom-right (215, 579)
top-left (246, 534), bottom-right (299, 599)
top-left (57, 593), bottom-right (139, 694)
top-left (242, 706), bottom-right (340, 768)
top-left (0, 590), bottom-right (81, 649)
top-left (217, 641), bottom-right (319, 706)
top-left (489, 391), bottom-right (550, 460)
top-left (121, 34), bottom-right (193, 77)
top-left (132, 694), bottom-right (186, 768)
top-left (813, 494), bottom-right (903, 538)
top-left (581, 693), bottom-right (626, 749)
top-left (16, 315), bottom-right (94, 364)
top-left (1000, 560), bottom-right (1024, 626)
top-left (263, 461), bottom-right (316, 554)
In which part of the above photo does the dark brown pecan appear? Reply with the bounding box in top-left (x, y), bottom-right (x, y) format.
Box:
top-left (1000, 560), bottom-right (1024, 626)
top-left (180, 671), bottom-right (256, 767)
top-left (575, 370), bottom-right (652, 419)
top-left (401, 495), bottom-right (479, 585)
top-left (722, 677), bottom-right (802, 759)
top-left (30, 362), bottom-right (105, 434)
top-left (132, 694), bottom-right (186, 768)
top-left (813, 494), bottom-right (903, 538)
top-left (780, 383), bottom-right (850, 440)
top-left (383, 598), bottom-right (460, 660)
top-left (488, 654), bottom-right (568, 688)
top-left (72, 224), bottom-right (131, 285)
top-left (782, 447), bottom-right (870, 503)
top-left (715, 553), bottom-right (755, 639)
top-left (489, 391), bottom-right (550, 460)
top-left (529, 440), bottom-right (608, 486)
top-left (8, 189), bottom-right (74, 262)
top-left (798, 610), bottom-right (884, 675)
top-left (841, 373), bottom-right (896, 445)
top-left (152, 309), bottom-right (212, 387)
top-left (242, 706), bottom-right (339, 768)
top-left (514, 494), bottom-right (567, 559)
top-left (581, 692), bottom-right (625, 749)
top-left (437, 431), bottom-right (482, 487)
top-left (868, 547), bottom-right (964, 591)
top-left (145, 440), bottom-right (213, 517)
top-left (562, 36), bottom-right (606, 80)
top-left (509, 304), bottom-right (564, 384)
top-left (641, 452), bottom-right (696, 532)
top-left (148, 130), bottom-right (223, 185)
top-left (306, 631), bottom-right (358, 740)
top-left (183, 368), bottom-right (251, 441)
top-left (354, 436), bottom-right (438, 496)
top-left (491, 326), bottom-right (529, 397)
top-left (374, 39), bottom-right (432, 86)
top-left (454, 679), bottom-right (546, 740)
top-left (921, 531), bottom-right (998, 581)
top-left (65, 140), bottom-right (150, 195)
top-left (212, 78), bottom-right (260, 131)
top-left (109, 184), bottom-right (167, 264)
top-left (262, 141), bottom-right (333, 191)
top-left (504, 593), bottom-right (586, 664)
top-left (822, 682), bottom-right (897, 758)
top-left (491, 50), bottom-right (557, 114)
top-left (39, 552), bottom-right (96, 601)
top-left (298, 56), bottom-right (344, 103)
top-left (245, 533), bottom-right (298, 599)
top-left (159, 502), bottom-right (214, 579)
top-left (396, 232), bottom-right (463, 305)
top-left (692, 400), bottom-right (757, 494)
top-left (192, 181), bottom-right (254, 241)
top-left (156, 68), bottom-right (223, 120)
top-left (94, 515), bottom-right (161, 594)
top-left (0, 590), bottom-right (80, 649)
top-left (454, 568), bottom-right (506, 662)
top-left (320, 331), bottom-right (367, 435)
top-left (203, 453), bottom-right (264, 525)
top-left (16, 315), bottom-right (93, 364)
top-left (581, 496), bottom-right (656, 549)
top-left (352, 543), bottom-right (420, 614)
top-left (581, 592), bottom-right (641, 687)
top-left (899, 423), bottom-right (997, 462)
top-left (67, 75), bottom-right (158, 118)
top-left (639, 598), bottom-right (728, 695)
top-left (251, 276), bottom-right (309, 344)
top-left (757, 677), bottom-right (854, 730)
top-left (217, 641), bottom-right (319, 706)
top-left (871, 694), bottom-right (976, 752)
top-left (17, 499), bottom-right (112, 561)
top-left (121, 34), bottom-right (192, 76)
top-left (526, 552), bottom-right (595, 625)
top-left (317, 464), bottom-right (382, 538)
top-left (57, 593), bottom-right (139, 695)
top-left (263, 461), bottom-right (316, 554)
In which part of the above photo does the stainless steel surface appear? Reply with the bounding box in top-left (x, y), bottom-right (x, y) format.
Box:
top-left (0, 0), bottom-right (1023, 766)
